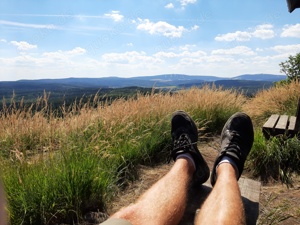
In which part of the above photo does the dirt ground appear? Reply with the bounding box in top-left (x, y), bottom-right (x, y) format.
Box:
top-left (84, 136), bottom-right (300, 225)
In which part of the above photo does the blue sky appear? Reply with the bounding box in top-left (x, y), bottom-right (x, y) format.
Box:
top-left (0, 0), bottom-right (300, 81)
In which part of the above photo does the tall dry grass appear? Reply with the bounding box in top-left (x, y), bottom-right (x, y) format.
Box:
top-left (0, 86), bottom-right (246, 159)
top-left (242, 80), bottom-right (300, 126)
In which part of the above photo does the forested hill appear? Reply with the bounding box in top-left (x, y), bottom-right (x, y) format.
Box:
top-left (0, 74), bottom-right (286, 106)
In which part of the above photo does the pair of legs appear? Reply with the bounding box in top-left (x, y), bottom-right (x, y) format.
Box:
top-left (102, 111), bottom-right (254, 225)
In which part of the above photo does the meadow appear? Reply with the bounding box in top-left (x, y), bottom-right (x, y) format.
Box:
top-left (0, 81), bottom-right (300, 224)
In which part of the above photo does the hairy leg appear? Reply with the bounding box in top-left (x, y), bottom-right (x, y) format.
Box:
top-left (195, 163), bottom-right (245, 225)
top-left (110, 158), bottom-right (194, 225)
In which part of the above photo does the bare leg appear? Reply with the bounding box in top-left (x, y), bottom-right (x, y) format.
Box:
top-left (111, 158), bottom-right (194, 225)
top-left (195, 163), bottom-right (245, 225)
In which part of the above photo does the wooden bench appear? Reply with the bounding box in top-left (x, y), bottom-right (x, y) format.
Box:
top-left (262, 98), bottom-right (300, 139)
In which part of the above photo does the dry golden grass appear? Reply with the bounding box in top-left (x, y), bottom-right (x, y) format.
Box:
top-left (242, 80), bottom-right (300, 126)
top-left (0, 85), bottom-right (245, 158)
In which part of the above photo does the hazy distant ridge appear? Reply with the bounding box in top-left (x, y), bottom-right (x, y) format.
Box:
top-left (1, 73), bottom-right (286, 89)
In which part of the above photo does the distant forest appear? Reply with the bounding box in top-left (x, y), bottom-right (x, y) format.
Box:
top-left (0, 79), bottom-right (277, 113)
top-left (0, 86), bottom-right (161, 112)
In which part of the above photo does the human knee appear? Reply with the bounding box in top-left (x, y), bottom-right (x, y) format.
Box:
top-left (111, 204), bottom-right (139, 222)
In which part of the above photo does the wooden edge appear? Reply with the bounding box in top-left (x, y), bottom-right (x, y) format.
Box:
top-left (262, 114), bottom-right (279, 139)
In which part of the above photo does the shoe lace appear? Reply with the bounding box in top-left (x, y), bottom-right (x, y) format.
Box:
top-left (171, 134), bottom-right (197, 159)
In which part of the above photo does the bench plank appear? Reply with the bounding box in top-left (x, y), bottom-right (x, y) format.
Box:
top-left (275, 115), bottom-right (289, 130)
top-left (262, 115), bottom-right (279, 138)
top-left (288, 116), bottom-right (297, 137)
top-left (263, 114), bottom-right (279, 129)
top-left (288, 116), bottom-right (296, 131)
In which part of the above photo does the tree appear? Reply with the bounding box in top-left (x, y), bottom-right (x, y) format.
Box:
top-left (279, 52), bottom-right (300, 81)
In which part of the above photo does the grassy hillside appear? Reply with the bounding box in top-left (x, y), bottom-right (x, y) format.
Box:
top-left (0, 81), bottom-right (299, 224)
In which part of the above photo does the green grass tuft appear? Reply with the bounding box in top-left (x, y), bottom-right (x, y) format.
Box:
top-left (247, 131), bottom-right (300, 186)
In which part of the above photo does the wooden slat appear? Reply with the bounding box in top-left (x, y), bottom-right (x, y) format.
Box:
top-left (275, 115), bottom-right (288, 130)
top-left (288, 116), bottom-right (297, 137)
top-left (263, 114), bottom-right (279, 129)
top-left (239, 178), bottom-right (261, 203)
top-left (262, 115), bottom-right (279, 138)
top-left (288, 116), bottom-right (296, 131)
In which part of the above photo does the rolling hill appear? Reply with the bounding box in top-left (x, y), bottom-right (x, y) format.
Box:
top-left (0, 73), bottom-right (287, 104)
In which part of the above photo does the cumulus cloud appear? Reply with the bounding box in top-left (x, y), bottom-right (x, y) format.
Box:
top-left (281, 24), bottom-right (300, 38)
top-left (271, 44), bottom-right (300, 53)
top-left (154, 50), bottom-right (206, 58)
top-left (211, 46), bottom-right (256, 56)
top-left (104, 11), bottom-right (124, 22)
top-left (179, 44), bottom-right (197, 51)
top-left (215, 24), bottom-right (275, 42)
top-left (67, 47), bottom-right (86, 55)
top-left (10, 41), bottom-right (37, 51)
top-left (102, 51), bottom-right (162, 64)
top-left (0, 39), bottom-right (7, 42)
top-left (42, 47), bottom-right (86, 60)
top-left (252, 24), bottom-right (275, 39)
top-left (180, 0), bottom-right (197, 6)
top-left (136, 18), bottom-right (186, 38)
top-left (165, 3), bottom-right (174, 9)
top-left (215, 31), bottom-right (252, 42)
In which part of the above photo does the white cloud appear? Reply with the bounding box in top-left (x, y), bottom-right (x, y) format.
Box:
top-left (165, 3), bottom-right (174, 9)
top-left (136, 18), bottom-right (186, 38)
top-left (215, 31), bottom-right (252, 42)
top-left (179, 44), bottom-right (197, 51)
top-left (154, 50), bottom-right (206, 59)
top-left (252, 24), bottom-right (275, 39)
top-left (67, 47), bottom-right (86, 55)
top-left (10, 41), bottom-right (37, 51)
top-left (191, 25), bottom-right (199, 30)
top-left (127, 43), bottom-right (133, 47)
top-left (0, 39), bottom-right (7, 42)
top-left (154, 51), bottom-right (179, 58)
top-left (215, 24), bottom-right (275, 42)
top-left (180, 0), bottom-right (197, 6)
top-left (271, 44), bottom-right (300, 54)
top-left (42, 47), bottom-right (86, 60)
top-left (211, 46), bottom-right (256, 56)
top-left (102, 51), bottom-right (162, 64)
top-left (0, 20), bottom-right (56, 29)
top-left (281, 24), bottom-right (300, 38)
top-left (104, 11), bottom-right (124, 22)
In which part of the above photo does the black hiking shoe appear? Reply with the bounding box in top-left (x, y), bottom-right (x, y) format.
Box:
top-left (171, 110), bottom-right (210, 185)
top-left (210, 112), bottom-right (254, 186)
